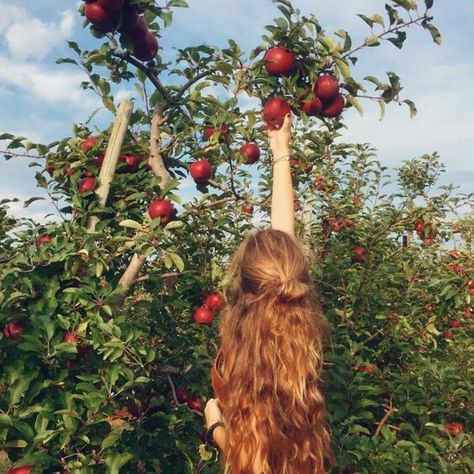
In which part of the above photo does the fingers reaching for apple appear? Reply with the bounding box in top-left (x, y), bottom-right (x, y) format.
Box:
top-left (266, 113), bottom-right (292, 154)
top-left (204, 397), bottom-right (223, 427)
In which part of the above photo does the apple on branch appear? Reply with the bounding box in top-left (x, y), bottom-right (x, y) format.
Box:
top-left (35, 233), bottom-right (52, 247)
top-left (263, 97), bottom-right (291, 129)
top-left (189, 159), bottom-right (213, 185)
top-left (148, 199), bottom-right (176, 226)
top-left (242, 204), bottom-right (253, 214)
top-left (239, 142), bottom-right (260, 164)
top-left (193, 306), bottom-right (213, 324)
top-left (314, 74), bottom-right (340, 102)
top-left (77, 177), bottom-right (97, 194)
top-left (263, 46), bottom-right (296, 76)
top-left (204, 292), bottom-right (226, 312)
top-left (3, 321), bottom-right (26, 340)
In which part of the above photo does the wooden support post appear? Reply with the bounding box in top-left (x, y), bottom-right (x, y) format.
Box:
top-left (87, 100), bottom-right (133, 232)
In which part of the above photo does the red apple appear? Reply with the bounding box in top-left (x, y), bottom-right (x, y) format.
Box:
top-left (118, 154), bottom-right (142, 173)
top-left (118, 4), bottom-right (139, 32)
top-left (64, 165), bottom-right (73, 177)
top-left (189, 159), bottom-right (212, 184)
top-left (242, 204), bottom-right (253, 214)
top-left (362, 364), bottom-right (377, 375)
top-left (148, 199), bottom-right (175, 225)
top-left (203, 124), bottom-right (228, 141)
top-left (94, 151), bottom-right (105, 167)
top-left (126, 16), bottom-right (148, 43)
top-left (353, 196), bottom-right (363, 206)
top-left (263, 97), bottom-right (291, 129)
top-left (448, 248), bottom-right (459, 260)
top-left (300, 95), bottom-right (323, 116)
top-left (198, 431), bottom-right (207, 443)
top-left (193, 306), bottom-right (213, 324)
top-left (35, 233), bottom-right (52, 247)
top-left (449, 319), bottom-right (461, 328)
top-left (425, 304), bottom-right (434, 312)
top-left (240, 142), bottom-right (260, 164)
top-left (133, 32), bottom-right (159, 61)
top-left (84, 3), bottom-right (114, 31)
top-left (77, 177), bottom-right (96, 194)
top-left (321, 94), bottom-right (345, 118)
top-left (414, 219), bottom-right (425, 235)
top-left (3, 321), bottom-right (26, 341)
top-left (7, 466), bottom-right (33, 474)
top-left (45, 162), bottom-right (55, 176)
top-left (448, 263), bottom-right (462, 275)
top-left (314, 175), bottom-right (333, 192)
top-left (187, 396), bottom-right (203, 412)
top-left (352, 246), bottom-right (368, 264)
top-left (97, 0), bottom-right (124, 12)
top-left (443, 329), bottom-right (454, 340)
top-left (444, 422), bottom-right (463, 435)
top-left (176, 386), bottom-right (189, 404)
top-left (314, 74), bottom-right (339, 102)
top-left (263, 46), bottom-right (296, 76)
top-left (294, 198), bottom-right (302, 211)
top-left (63, 331), bottom-right (81, 344)
top-left (81, 136), bottom-right (98, 153)
top-left (204, 292), bottom-right (225, 312)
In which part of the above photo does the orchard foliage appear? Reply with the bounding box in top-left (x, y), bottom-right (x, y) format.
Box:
top-left (0, 0), bottom-right (472, 472)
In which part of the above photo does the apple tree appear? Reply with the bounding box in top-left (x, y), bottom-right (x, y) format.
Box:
top-left (0, 0), bottom-right (472, 472)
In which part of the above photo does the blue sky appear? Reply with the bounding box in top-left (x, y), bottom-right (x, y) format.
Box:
top-left (0, 0), bottom-right (472, 222)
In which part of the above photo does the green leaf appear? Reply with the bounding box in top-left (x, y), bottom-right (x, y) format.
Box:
top-left (168, 0), bottom-right (188, 7)
top-left (386, 31), bottom-right (407, 49)
top-left (385, 5), bottom-right (399, 26)
top-left (365, 36), bottom-right (380, 47)
top-left (403, 99), bottom-right (417, 118)
top-left (378, 100), bottom-right (386, 121)
top-left (425, 0), bottom-right (434, 8)
top-left (164, 220), bottom-right (184, 230)
top-left (105, 452), bottom-right (133, 474)
top-left (169, 252), bottom-right (185, 272)
top-left (119, 219), bottom-right (142, 230)
top-left (0, 414), bottom-right (13, 428)
top-left (102, 96), bottom-right (116, 113)
top-left (334, 58), bottom-right (351, 80)
top-left (357, 14), bottom-right (375, 27)
top-left (425, 23), bottom-right (442, 45)
top-left (346, 95), bottom-right (364, 116)
top-left (24, 196), bottom-right (45, 208)
top-left (102, 433), bottom-right (120, 450)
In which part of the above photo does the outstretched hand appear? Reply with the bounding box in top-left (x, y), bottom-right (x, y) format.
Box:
top-left (204, 397), bottom-right (223, 427)
top-left (265, 113), bottom-right (292, 154)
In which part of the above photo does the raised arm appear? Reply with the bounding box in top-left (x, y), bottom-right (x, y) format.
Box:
top-left (266, 113), bottom-right (295, 238)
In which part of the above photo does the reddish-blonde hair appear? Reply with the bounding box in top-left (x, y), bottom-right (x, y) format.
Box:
top-left (217, 228), bottom-right (335, 473)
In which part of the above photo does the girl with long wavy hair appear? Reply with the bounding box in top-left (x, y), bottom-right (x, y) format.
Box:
top-left (204, 114), bottom-right (335, 473)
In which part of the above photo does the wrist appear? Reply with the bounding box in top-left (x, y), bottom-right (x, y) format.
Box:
top-left (271, 146), bottom-right (290, 156)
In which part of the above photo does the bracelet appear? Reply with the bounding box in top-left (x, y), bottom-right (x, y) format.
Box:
top-left (272, 153), bottom-right (291, 165)
top-left (206, 421), bottom-right (225, 449)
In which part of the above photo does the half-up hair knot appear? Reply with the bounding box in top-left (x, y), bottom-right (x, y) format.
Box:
top-left (276, 276), bottom-right (310, 302)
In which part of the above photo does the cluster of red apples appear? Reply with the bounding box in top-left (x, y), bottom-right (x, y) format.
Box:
top-left (187, 126), bottom-right (260, 214)
top-left (262, 46), bottom-right (345, 129)
top-left (193, 292), bottom-right (226, 325)
top-left (75, 135), bottom-right (145, 195)
top-left (82, 0), bottom-right (159, 61)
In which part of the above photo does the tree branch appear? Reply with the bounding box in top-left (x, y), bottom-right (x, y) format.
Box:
top-left (341, 13), bottom-right (432, 61)
top-left (111, 50), bottom-right (173, 105)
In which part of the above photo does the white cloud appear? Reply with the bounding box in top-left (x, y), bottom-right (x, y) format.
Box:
top-left (0, 55), bottom-right (99, 110)
top-left (0, 4), bottom-right (24, 33)
top-left (4, 9), bottom-right (76, 61)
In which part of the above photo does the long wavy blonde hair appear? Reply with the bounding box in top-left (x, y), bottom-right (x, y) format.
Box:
top-left (217, 228), bottom-right (335, 473)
